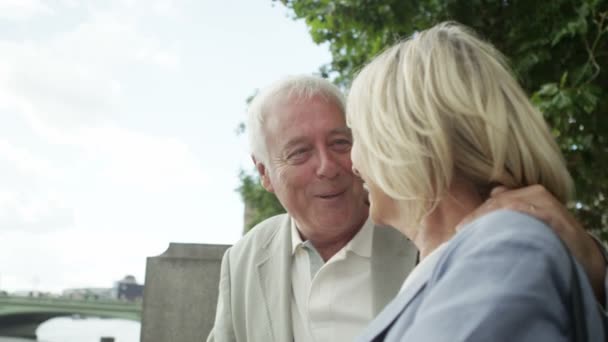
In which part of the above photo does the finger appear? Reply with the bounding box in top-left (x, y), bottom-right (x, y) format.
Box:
top-left (459, 185), bottom-right (557, 231)
top-left (492, 187), bottom-right (536, 200)
top-left (458, 195), bottom-right (547, 232)
top-left (489, 187), bottom-right (554, 214)
top-left (490, 186), bottom-right (509, 197)
top-left (503, 202), bottom-right (557, 230)
top-left (491, 184), bottom-right (552, 203)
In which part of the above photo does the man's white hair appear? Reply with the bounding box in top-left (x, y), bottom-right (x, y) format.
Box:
top-left (247, 75), bottom-right (345, 164)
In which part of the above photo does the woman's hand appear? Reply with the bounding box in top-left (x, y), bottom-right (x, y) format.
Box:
top-left (458, 184), bottom-right (606, 306)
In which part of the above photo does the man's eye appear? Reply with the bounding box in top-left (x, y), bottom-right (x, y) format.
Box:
top-left (332, 139), bottom-right (352, 151)
top-left (287, 148), bottom-right (310, 161)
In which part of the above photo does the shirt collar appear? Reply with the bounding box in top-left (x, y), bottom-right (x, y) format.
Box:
top-left (290, 216), bottom-right (374, 258)
top-left (291, 219), bottom-right (305, 255)
top-left (345, 217), bottom-right (374, 258)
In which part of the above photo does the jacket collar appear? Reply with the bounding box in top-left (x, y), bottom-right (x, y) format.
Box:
top-left (363, 240), bottom-right (447, 341)
top-left (254, 216), bottom-right (419, 342)
top-left (255, 214), bottom-right (294, 342)
top-left (370, 225), bottom-right (418, 315)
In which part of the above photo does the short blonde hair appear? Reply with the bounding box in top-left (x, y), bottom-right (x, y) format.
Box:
top-left (347, 22), bottom-right (573, 227)
top-left (248, 75), bottom-right (345, 164)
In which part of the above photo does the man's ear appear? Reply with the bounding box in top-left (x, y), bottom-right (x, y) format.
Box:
top-left (252, 156), bottom-right (274, 193)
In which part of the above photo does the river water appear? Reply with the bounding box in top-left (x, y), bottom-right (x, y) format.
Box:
top-left (0, 317), bottom-right (140, 342)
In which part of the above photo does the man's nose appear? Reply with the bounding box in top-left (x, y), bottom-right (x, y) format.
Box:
top-left (316, 149), bottom-right (340, 179)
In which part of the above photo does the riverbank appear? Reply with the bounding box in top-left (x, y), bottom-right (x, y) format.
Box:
top-left (1, 317), bottom-right (139, 342)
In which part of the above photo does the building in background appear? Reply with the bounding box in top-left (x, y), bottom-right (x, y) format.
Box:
top-left (62, 287), bottom-right (113, 300)
top-left (112, 275), bottom-right (144, 302)
top-left (59, 275), bottom-right (144, 301)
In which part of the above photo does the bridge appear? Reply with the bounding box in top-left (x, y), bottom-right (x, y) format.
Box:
top-left (0, 295), bottom-right (141, 339)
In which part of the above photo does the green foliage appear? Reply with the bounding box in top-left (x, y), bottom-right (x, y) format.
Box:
top-left (237, 170), bottom-right (285, 233)
top-left (275, 0), bottom-right (608, 241)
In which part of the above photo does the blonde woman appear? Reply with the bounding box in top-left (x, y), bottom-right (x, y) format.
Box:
top-left (348, 22), bottom-right (607, 341)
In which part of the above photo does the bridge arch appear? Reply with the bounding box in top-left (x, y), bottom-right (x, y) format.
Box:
top-left (0, 296), bottom-right (141, 339)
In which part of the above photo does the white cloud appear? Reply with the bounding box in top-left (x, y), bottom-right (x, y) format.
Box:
top-left (0, 227), bottom-right (158, 292)
top-left (55, 10), bottom-right (181, 69)
top-left (0, 139), bottom-right (61, 179)
top-left (0, 42), bottom-right (118, 128)
top-left (0, 0), bottom-right (332, 297)
top-left (0, 3), bottom-right (180, 131)
top-left (58, 0), bottom-right (80, 9)
top-left (77, 124), bottom-right (208, 192)
top-left (151, 0), bottom-right (181, 17)
top-left (0, 124), bottom-right (208, 232)
top-left (134, 46), bottom-right (181, 69)
top-left (0, 0), bottom-right (53, 21)
top-left (0, 0), bottom-right (200, 196)
top-left (0, 190), bottom-right (74, 233)
top-left (0, 140), bottom-right (72, 233)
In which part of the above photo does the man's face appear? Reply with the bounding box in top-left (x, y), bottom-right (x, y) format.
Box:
top-left (256, 95), bottom-right (368, 237)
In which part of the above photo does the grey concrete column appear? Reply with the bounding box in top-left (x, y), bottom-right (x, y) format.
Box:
top-left (140, 243), bottom-right (230, 342)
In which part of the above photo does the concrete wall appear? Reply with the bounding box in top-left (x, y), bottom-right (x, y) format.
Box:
top-left (140, 243), bottom-right (230, 342)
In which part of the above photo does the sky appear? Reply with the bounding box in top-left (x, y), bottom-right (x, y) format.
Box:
top-left (0, 0), bottom-right (331, 293)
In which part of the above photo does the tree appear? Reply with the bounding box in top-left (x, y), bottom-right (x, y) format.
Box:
top-left (236, 93), bottom-right (286, 233)
top-left (270, 0), bottom-right (608, 241)
top-left (237, 169), bottom-right (285, 232)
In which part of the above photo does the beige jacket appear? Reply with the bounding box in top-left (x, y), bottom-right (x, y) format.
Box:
top-left (207, 214), bottom-right (417, 342)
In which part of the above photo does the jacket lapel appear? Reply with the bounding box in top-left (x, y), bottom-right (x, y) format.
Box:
top-left (360, 272), bottom-right (429, 342)
top-left (371, 225), bottom-right (418, 315)
top-left (256, 215), bottom-right (293, 342)
top-left (364, 235), bottom-right (447, 342)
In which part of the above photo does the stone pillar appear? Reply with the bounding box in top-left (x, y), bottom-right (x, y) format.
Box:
top-left (243, 199), bottom-right (256, 233)
top-left (140, 243), bottom-right (230, 342)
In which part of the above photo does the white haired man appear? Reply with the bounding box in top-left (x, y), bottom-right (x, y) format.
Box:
top-left (207, 75), bottom-right (607, 342)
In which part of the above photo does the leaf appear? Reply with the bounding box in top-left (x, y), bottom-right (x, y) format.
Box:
top-left (535, 83), bottom-right (560, 97)
top-left (560, 71), bottom-right (569, 87)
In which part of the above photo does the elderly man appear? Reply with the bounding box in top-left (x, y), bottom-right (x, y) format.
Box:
top-left (208, 75), bottom-right (607, 342)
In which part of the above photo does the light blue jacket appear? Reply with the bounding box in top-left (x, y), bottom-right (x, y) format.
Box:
top-left (357, 210), bottom-right (607, 341)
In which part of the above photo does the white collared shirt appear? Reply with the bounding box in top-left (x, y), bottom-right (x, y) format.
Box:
top-left (291, 218), bottom-right (375, 342)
